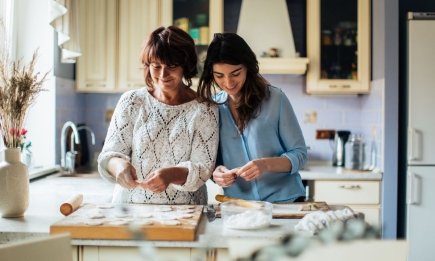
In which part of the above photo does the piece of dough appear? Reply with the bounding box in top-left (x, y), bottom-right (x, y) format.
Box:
top-left (160, 220), bottom-right (181, 226)
top-left (87, 210), bottom-right (105, 219)
top-left (97, 204), bottom-right (114, 209)
top-left (134, 220), bottom-right (154, 226)
top-left (85, 220), bottom-right (104, 226)
top-left (177, 214), bottom-right (193, 219)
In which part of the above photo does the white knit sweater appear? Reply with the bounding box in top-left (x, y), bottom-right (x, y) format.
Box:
top-left (98, 88), bottom-right (219, 204)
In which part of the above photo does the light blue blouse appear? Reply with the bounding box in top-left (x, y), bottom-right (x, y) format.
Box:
top-left (214, 86), bottom-right (307, 202)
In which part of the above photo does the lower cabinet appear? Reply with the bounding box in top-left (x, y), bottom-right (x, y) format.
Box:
top-left (79, 246), bottom-right (228, 261)
top-left (312, 180), bottom-right (381, 227)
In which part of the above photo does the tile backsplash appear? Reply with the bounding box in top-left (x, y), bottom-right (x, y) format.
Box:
top-left (56, 76), bottom-right (384, 169)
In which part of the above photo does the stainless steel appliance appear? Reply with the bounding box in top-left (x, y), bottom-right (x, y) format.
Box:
top-left (332, 130), bottom-right (351, 167)
top-left (406, 12), bottom-right (435, 261)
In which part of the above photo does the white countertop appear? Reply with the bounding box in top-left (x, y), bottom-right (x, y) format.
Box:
top-left (300, 162), bottom-right (382, 181)
top-left (0, 173), bottom-right (298, 248)
top-left (0, 164), bottom-right (380, 248)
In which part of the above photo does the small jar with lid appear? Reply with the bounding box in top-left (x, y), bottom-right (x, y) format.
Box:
top-left (345, 134), bottom-right (366, 170)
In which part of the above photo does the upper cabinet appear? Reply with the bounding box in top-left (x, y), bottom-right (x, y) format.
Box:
top-left (306, 0), bottom-right (371, 95)
top-left (161, 0), bottom-right (307, 75)
top-left (160, 0), bottom-right (223, 82)
top-left (77, 0), bottom-right (116, 92)
top-left (77, 0), bottom-right (160, 93)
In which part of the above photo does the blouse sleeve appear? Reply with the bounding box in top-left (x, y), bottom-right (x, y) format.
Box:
top-left (278, 90), bottom-right (308, 174)
top-left (97, 91), bottom-right (140, 183)
top-left (172, 104), bottom-right (219, 192)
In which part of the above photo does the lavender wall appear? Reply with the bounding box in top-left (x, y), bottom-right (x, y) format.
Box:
top-left (56, 75), bottom-right (384, 169)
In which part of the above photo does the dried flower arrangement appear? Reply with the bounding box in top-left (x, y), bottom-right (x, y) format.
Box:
top-left (0, 21), bottom-right (48, 150)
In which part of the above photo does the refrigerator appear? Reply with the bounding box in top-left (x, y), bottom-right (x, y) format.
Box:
top-left (406, 12), bottom-right (435, 261)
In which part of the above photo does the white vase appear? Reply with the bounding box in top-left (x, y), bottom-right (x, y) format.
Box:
top-left (0, 148), bottom-right (29, 217)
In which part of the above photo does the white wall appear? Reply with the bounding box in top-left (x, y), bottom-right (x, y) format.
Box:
top-left (14, 0), bottom-right (56, 167)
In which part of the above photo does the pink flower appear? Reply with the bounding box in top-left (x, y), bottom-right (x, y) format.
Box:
top-left (20, 128), bottom-right (27, 136)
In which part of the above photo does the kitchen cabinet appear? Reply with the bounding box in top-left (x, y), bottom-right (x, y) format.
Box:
top-left (77, 0), bottom-right (160, 93)
top-left (81, 246), bottom-right (228, 261)
top-left (311, 180), bottom-right (381, 226)
top-left (306, 0), bottom-right (371, 94)
top-left (160, 0), bottom-right (223, 86)
top-left (161, 0), bottom-right (308, 75)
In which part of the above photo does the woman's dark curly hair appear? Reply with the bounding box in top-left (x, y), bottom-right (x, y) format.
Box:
top-left (197, 33), bottom-right (269, 131)
top-left (141, 26), bottom-right (198, 90)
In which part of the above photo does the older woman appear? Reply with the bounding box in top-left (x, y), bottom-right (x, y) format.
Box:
top-left (98, 26), bottom-right (219, 204)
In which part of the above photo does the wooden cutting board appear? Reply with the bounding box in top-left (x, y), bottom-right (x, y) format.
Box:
top-left (50, 204), bottom-right (203, 241)
top-left (214, 201), bottom-right (329, 219)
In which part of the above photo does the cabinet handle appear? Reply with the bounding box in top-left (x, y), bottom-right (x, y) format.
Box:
top-left (86, 83), bottom-right (106, 87)
top-left (407, 172), bottom-right (421, 205)
top-left (328, 84), bottom-right (351, 89)
top-left (407, 127), bottom-right (421, 161)
top-left (339, 184), bottom-right (361, 190)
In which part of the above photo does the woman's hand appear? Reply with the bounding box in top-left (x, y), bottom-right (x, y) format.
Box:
top-left (213, 165), bottom-right (238, 187)
top-left (236, 159), bottom-right (267, 181)
top-left (138, 168), bottom-right (172, 193)
top-left (108, 158), bottom-right (138, 188)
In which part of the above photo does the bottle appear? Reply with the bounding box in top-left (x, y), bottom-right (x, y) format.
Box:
top-left (368, 127), bottom-right (378, 170)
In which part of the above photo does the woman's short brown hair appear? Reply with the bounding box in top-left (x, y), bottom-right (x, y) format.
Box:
top-left (141, 26), bottom-right (198, 89)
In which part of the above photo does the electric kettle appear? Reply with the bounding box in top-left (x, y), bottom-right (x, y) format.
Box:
top-left (332, 130), bottom-right (351, 167)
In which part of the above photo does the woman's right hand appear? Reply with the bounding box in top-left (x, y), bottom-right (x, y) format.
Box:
top-left (213, 165), bottom-right (238, 187)
top-left (107, 158), bottom-right (138, 188)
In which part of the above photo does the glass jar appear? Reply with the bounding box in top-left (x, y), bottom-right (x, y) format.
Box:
top-left (345, 134), bottom-right (366, 170)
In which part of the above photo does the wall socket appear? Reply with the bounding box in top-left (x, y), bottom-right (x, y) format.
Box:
top-left (316, 129), bottom-right (336, 140)
top-left (105, 109), bottom-right (114, 123)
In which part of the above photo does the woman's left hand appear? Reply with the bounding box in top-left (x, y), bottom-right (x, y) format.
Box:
top-left (236, 159), bottom-right (267, 181)
top-left (137, 169), bottom-right (171, 193)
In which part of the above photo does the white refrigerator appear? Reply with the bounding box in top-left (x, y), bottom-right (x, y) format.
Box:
top-left (406, 12), bottom-right (435, 261)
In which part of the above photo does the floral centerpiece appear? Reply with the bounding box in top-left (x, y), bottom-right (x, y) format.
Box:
top-left (0, 22), bottom-right (48, 217)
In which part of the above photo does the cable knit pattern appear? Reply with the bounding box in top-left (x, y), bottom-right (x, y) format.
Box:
top-left (98, 88), bottom-right (219, 204)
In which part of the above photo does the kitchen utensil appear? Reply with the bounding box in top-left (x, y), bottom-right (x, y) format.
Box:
top-left (59, 193), bottom-right (83, 216)
top-left (204, 204), bottom-right (216, 222)
top-left (331, 130), bottom-right (351, 167)
top-left (51, 204), bottom-right (203, 241)
top-left (215, 194), bottom-right (262, 208)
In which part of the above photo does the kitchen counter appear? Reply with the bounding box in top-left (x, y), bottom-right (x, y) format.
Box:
top-left (0, 173), bottom-right (298, 249)
top-left (0, 164), bottom-right (378, 248)
top-left (300, 162), bottom-right (382, 181)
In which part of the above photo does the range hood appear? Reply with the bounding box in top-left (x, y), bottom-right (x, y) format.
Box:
top-left (237, 0), bottom-right (309, 74)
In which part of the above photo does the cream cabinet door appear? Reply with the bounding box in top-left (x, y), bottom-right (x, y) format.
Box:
top-left (77, 0), bottom-right (117, 92)
top-left (82, 246), bottom-right (191, 261)
top-left (306, 0), bottom-right (371, 94)
top-left (117, 0), bottom-right (160, 92)
top-left (313, 180), bottom-right (381, 227)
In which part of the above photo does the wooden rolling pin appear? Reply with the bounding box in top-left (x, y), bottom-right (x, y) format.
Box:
top-left (60, 194), bottom-right (83, 216)
top-left (215, 194), bottom-right (262, 208)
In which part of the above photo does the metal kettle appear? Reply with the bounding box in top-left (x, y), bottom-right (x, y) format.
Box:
top-left (332, 130), bottom-right (351, 167)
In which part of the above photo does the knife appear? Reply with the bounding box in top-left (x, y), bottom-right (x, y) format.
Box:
top-left (204, 204), bottom-right (216, 222)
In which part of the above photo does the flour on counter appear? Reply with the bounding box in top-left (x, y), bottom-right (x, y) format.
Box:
top-left (224, 210), bottom-right (271, 230)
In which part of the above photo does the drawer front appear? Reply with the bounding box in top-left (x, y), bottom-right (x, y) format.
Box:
top-left (314, 180), bottom-right (380, 204)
